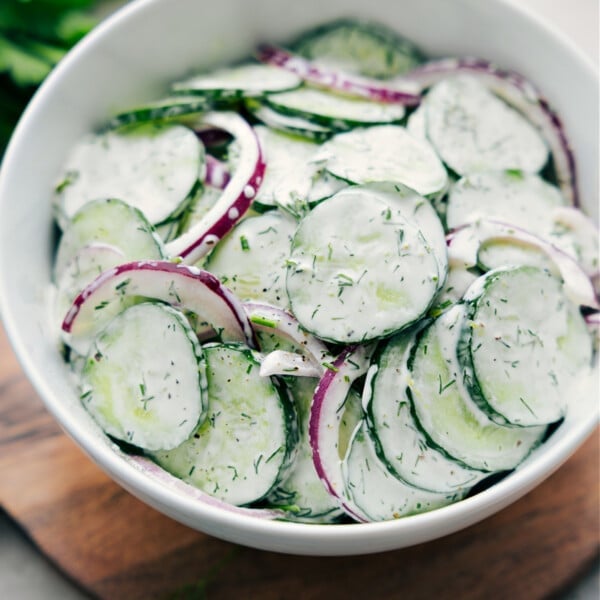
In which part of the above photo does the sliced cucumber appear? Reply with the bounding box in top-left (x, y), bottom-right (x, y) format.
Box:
top-left (81, 302), bottom-right (207, 451)
top-left (286, 185), bottom-right (440, 343)
top-left (424, 76), bottom-right (548, 175)
top-left (316, 125), bottom-right (448, 197)
top-left (446, 171), bottom-right (567, 235)
top-left (408, 304), bottom-right (546, 471)
top-left (172, 63), bottom-right (301, 98)
top-left (366, 331), bottom-right (487, 493)
top-left (252, 125), bottom-right (320, 212)
top-left (292, 19), bottom-right (423, 79)
top-left (204, 211), bottom-right (297, 307)
top-left (476, 238), bottom-right (556, 272)
top-left (265, 87), bottom-right (405, 130)
top-left (459, 266), bottom-right (592, 426)
top-left (247, 99), bottom-right (333, 142)
top-left (361, 182), bottom-right (448, 290)
top-left (54, 198), bottom-right (164, 281)
top-left (343, 422), bottom-right (464, 522)
top-left (153, 344), bottom-right (297, 506)
top-left (107, 95), bottom-right (212, 129)
top-left (54, 122), bottom-right (204, 227)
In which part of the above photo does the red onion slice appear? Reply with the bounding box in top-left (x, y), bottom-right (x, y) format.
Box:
top-left (204, 154), bottom-right (231, 189)
top-left (446, 220), bottom-right (599, 309)
top-left (256, 44), bottom-right (421, 106)
top-left (127, 455), bottom-right (285, 520)
top-left (309, 344), bottom-right (375, 522)
top-left (407, 58), bottom-right (578, 205)
top-left (62, 260), bottom-right (256, 354)
top-left (244, 302), bottom-right (331, 372)
top-left (166, 112), bottom-right (265, 263)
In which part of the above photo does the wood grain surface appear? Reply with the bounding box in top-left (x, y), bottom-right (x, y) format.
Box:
top-left (0, 323), bottom-right (598, 600)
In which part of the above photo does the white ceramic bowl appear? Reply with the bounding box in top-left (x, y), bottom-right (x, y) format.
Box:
top-left (0, 0), bottom-right (598, 556)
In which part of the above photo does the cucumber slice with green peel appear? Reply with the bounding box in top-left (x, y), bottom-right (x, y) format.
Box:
top-left (247, 100), bottom-right (333, 142)
top-left (424, 76), bottom-right (549, 176)
top-left (459, 266), bottom-right (593, 426)
top-left (81, 302), bottom-right (208, 451)
top-left (343, 422), bottom-right (464, 522)
top-left (316, 125), bottom-right (448, 197)
top-left (265, 87), bottom-right (405, 130)
top-left (172, 63), bottom-right (301, 98)
top-left (252, 125), bottom-right (320, 212)
top-left (365, 331), bottom-right (487, 493)
top-left (106, 95), bottom-right (213, 129)
top-left (291, 19), bottom-right (423, 79)
top-left (447, 171), bottom-right (567, 235)
top-left (408, 304), bottom-right (546, 471)
top-left (153, 344), bottom-right (297, 506)
top-left (286, 186), bottom-right (441, 343)
top-left (54, 198), bottom-right (165, 281)
top-left (205, 211), bottom-right (297, 307)
top-left (267, 377), bottom-right (361, 523)
top-left (54, 123), bottom-right (204, 227)
top-left (476, 238), bottom-right (556, 272)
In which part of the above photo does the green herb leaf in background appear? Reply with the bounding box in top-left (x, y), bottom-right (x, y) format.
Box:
top-left (0, 0), bottom-right (99, 155)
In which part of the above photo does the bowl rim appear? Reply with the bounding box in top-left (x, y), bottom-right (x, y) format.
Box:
top-left (0, 0), bottom-right (598, 555)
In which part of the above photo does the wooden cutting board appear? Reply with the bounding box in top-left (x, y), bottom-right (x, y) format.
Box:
top-left (0, 322), bottom-right (598, 599)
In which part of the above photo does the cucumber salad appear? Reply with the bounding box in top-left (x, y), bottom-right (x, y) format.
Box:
top-left (51, 19), bottom-right (598, 523)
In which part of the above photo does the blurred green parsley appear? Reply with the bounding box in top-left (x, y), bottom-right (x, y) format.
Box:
top-left (0, 0), bottom-right (99, 155)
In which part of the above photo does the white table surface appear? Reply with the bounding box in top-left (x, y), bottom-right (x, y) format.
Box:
top-left (0, 1), bottom-right (597, 598)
